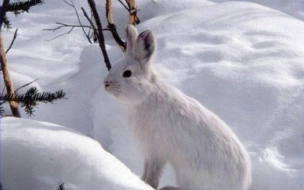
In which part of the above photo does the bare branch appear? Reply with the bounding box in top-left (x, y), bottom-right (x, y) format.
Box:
top-left (87, 0), bottom-right (112, 71)
top-left (6, 28), bottom-right (18, 54)
top-left (62, 0), bottom-right (73, 6)
top-left (44, 22), bottom-right (93, 31)
top-left (125, 0), bottom-right (140, 25)
top-left (44, 0), bottom-right (94, 43)
top-left (44, 26), bottom-right (74, 41)
top-left (117, 0), bottom-right (129, 11)
top-left (106, 0), bottom-right (126, 51)
top-left (63, 0), bottom-right (92, 43)
top-left (43, 23), bottom-right (99, 42)
top-left (106, 0), bottom-right (114, 24)
top-left (15, 78), bottom-right (39, 93)
top-left (0, 0), bottom-right (21, 117)
top-left (81, 7), bottom-right (98, 33)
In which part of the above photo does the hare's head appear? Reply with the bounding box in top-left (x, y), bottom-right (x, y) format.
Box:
top-left (104, 25), bottom-right (156, 105)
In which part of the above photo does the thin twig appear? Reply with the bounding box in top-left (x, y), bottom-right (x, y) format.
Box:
top-left (43, 23), bottom-right (102, 41)
top-left (44, 27), bottom-right (74, 41)
top-left (6, 28), bottom-right (18, 54)
top-left (44, 0), bottom-right (94, 43)
top-left (106, 0), bottom-right (126, 51)
top-left (62, 0), bottom-right (73, 6)
top-left (81, 7), bottom-right (98, 33)
top-left (44, 23), bottom-right (93, 31)
top-left (15, 78), bottom-right (39, 93)
top-left (87, 0), bottom-right (112, 71)
top-left (88, 11), bottom-right (94, 40)
top-left (63, 0), bottom-right (92, 43)
top-left (117, 0), bottom-right (129, 11)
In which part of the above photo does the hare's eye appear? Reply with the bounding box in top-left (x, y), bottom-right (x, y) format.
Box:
top-left (123, 70), bottom-right (132, 78)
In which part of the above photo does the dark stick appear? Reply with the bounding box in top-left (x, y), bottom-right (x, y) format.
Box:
top-left (6, 28), bottom-right (18, 54)
top-left (87, 0), bottom-right (112, 71)
top-left (15, 78), bottom-right (39, 93)
top-left (106, 0), bottom-right (126, 51)
top-left (81, 7), bottom-right (98, 33)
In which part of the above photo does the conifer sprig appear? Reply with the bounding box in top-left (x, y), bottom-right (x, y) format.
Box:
top-left (3, 0), bottom-right (45, 28)
top-left (0, 87), bottom-right (66, 116)
top-left (7, 0), bottom-right (44, 15)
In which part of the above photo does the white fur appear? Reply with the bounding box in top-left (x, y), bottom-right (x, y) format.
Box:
top-left (104, 25), bottom-right (251, 190)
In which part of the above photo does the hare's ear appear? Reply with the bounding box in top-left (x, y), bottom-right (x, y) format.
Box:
top-left (126, 25), bottom-right (138, 57)
top-left (133, 30), bottom-right (155, 69)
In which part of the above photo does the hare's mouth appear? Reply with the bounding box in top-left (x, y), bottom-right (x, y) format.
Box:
top-left (105, 84), bottom-right (121, 96)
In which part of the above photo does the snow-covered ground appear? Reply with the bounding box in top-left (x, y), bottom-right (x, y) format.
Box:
top-left (1, 0), bottom-right (304, 189)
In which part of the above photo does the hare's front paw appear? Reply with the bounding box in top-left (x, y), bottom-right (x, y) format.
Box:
top-left (142, 158), bottom-right (166, 189)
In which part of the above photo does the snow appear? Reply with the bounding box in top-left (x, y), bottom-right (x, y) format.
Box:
top-left (1, 0), bottom-right (304, 189)
top-left (1, 117), bottom-right (153, 190)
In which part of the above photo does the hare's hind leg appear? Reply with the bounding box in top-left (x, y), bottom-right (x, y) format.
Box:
top-left (158, 186), bottom-right (181, 190)
top-left (142, 157), bottom-right (166, 189)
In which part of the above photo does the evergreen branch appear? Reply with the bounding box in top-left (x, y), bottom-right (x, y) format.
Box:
top-left (7, 0), bottom-right (45, 15)
top-left (1, 87), bottom-right (66, 116)
top-left (0, 101), bottom-right (4, 116)
top-left (3, 14), bottom-right (12, 29)
top-left (2, 87), bottom-right (66, 103)
top-left (6, 28), bottom-right (18, 53)
top-left (57, 182), bottom-right (65, 190)
top-left (1, 0), bottom-right (11, 29)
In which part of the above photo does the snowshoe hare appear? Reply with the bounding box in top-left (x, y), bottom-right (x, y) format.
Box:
top-left (104, 25), bottom-right (251, 190)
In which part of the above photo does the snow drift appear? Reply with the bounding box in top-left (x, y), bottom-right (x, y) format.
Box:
top-left (1, 117), bottom-right (153, 190)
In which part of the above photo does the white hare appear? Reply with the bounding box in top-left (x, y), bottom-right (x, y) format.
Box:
top-left (104, 25), bottom-right (251, 190)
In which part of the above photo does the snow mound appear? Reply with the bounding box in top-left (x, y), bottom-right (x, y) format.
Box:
top-left (93, 1), bottom-right (304, 189)
top-left (1, 118), bottom-right (153, 190)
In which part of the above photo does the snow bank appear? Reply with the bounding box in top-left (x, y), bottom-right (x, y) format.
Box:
top-left (93, 1), bottom-right (304, 189)
top-left (210, 0), bottom-right (304, 22)
top-left (1, 118), bottom-right (153, 190)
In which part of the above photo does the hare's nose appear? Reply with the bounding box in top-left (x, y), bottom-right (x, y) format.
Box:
top-left (104, 80), bottom-right (111, 88)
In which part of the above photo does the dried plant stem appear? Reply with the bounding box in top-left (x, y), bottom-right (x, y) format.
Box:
top-left (0, 32), bottom-right (21, 117)
top-left (125, 0), bottom-right (140, 25)
top-left (87, 0), bottom-right (112, 71)
top-left (6, 28), bottom-right (18, 54)
top-left (106, 0), bottom-right (126, 51)
top-left (0, 0), bottom-right (21, 117)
